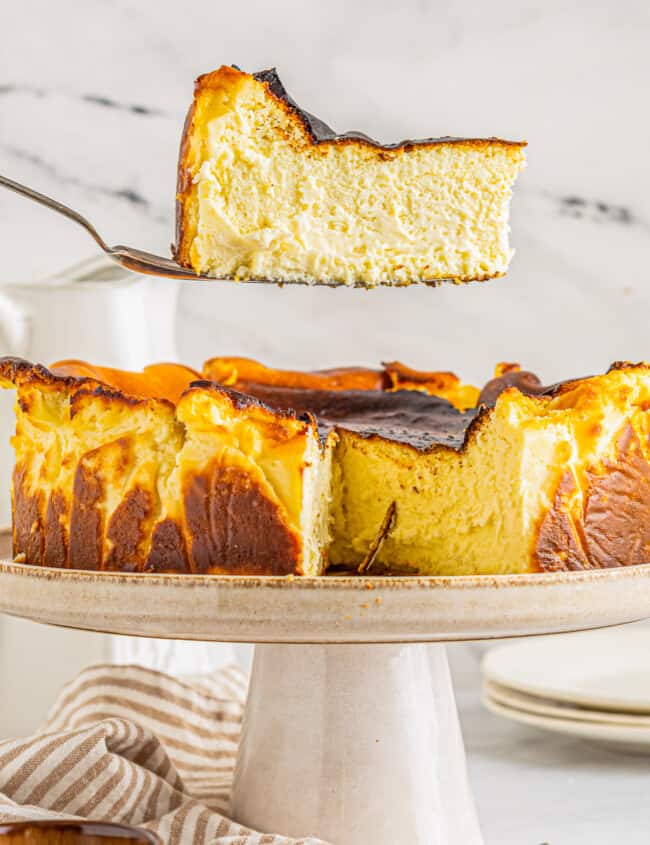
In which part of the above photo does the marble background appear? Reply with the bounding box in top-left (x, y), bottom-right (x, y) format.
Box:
top-left (3, 0), bottom-right (650, 381)
top-left (2, 1), bottom-right (650, 842)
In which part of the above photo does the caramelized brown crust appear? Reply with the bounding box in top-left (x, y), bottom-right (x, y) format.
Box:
top-left (105, 487), bottom-right (153, 571)
top-left (44, 492), bottom-right (67, 568)
top-left (203, 356), bottom-right (386, 392)
top-left (182, 462), bottom-right (302, 575)
top-left (146, 520), bottom-right (189, 573)
top-left (174, 93), bottom-right (200, 268)
top-left (69, 458), bottom-right (105, 571)
top-left (250, 68), bottom-right (526, 152)
top-left (382, 361), bottom-right (480, 410)
top-left (477, 369), bottom-right (546, 407)
top-left (203, 356), bottom-right (478, 411)
top-left (0, 357), bottom-right (199, 408)
top-left (534, 423), bottom-right (650, 571)
top-left (50, 360), bottom-right (201, 404)
top-left (13, 465), bottom-right (44, 564)
top-left (174, 65), bottom-right (526, 269)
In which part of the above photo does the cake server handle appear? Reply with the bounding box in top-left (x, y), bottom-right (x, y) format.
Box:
top-left (0, 173), bottom-right (200, 280)
top-left (0, 174), bottom-right (110, 253)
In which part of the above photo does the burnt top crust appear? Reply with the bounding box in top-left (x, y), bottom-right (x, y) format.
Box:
top-left (251, 67), bottom-right (525, 151)
top-left (478, 369), bottom-right (547, 406)
top-left (0, 357), bottom-right (555, 455)
top-left (232, 382), bottom-right (475, 450)
top-left (235, 368), bottom-right (564, 452)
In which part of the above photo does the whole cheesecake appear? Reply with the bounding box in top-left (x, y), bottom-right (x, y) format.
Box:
top-left (2, 356), bottom-right (650, 576)
top-left (174, 65), bottom-right (526, 286)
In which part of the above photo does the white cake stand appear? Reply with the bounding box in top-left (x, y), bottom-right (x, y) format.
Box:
top-left (2, 560), bottom-right (650, 845)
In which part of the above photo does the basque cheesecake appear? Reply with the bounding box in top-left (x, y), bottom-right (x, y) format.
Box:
top-left (174, 65), bottom-right (526, 286)
top-left (3, 356), bottom-right (650, 576)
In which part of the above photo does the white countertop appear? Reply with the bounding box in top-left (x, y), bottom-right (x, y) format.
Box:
top-left (1, 633), bottom-right (647, 844)
top-left (449, 641), bottom-right (650, 845)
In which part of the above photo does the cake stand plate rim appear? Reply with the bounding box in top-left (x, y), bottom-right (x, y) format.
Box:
top-left (1, 558), bottom-right (649, 587)
top-left (1, 558), bottom-right (649, 643)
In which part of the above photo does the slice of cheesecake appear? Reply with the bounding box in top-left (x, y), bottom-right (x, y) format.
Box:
top-left (174, 65), bottom-right (526, 286)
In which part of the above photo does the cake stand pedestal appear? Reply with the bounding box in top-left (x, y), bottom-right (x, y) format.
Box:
top-left (2, 562), bottom-right (650, 845)
top-left (234, 642), bottom-right (479, 843)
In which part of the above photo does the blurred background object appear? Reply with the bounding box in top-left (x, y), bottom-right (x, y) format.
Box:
top-left (482, 626), bottom-right (650, 753)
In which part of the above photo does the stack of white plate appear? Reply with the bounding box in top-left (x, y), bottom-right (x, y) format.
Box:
top-left (481, 626), bottom-right (650, 754)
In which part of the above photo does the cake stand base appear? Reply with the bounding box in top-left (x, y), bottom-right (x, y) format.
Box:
top-left (232, 643), bottom-right (482, 845)
top-left (4, 561), bottom-right (650, 842)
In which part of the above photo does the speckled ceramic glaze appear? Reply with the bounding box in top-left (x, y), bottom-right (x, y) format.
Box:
top-left (1, 560), bottom-right (650, 643)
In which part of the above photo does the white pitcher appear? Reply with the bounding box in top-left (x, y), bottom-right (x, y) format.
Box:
top-left (0, 255), bottom-right (237, 738)
top-left (0, 253), bottom-right (179, 364)
top-left (0, 254), bottom-right (180, 522)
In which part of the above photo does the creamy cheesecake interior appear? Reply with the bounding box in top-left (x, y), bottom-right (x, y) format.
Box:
top-left (4, 357), bottom-right (650, 576)
top-left (175, 66), bottom-right (526, 286)
top-left (328, 391), bottom-right (598, 575)
top-left (201, 360), bottom-right (650, 574)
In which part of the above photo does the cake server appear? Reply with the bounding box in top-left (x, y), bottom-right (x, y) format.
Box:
top-left (0, 174), bottom-right (210, 282)
top-left (0, 173), bottom-right (446, 288)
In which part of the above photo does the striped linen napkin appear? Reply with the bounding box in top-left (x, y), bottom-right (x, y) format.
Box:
top-left (0, 664), bottom-right (328, 845)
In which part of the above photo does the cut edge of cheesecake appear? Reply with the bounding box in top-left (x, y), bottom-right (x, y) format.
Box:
top-left (203, 357), bottom-right (650, 575)
top-left (174, 65), bottom-right (526, 286)
top-left (329, 362), bottom-right (650, 575)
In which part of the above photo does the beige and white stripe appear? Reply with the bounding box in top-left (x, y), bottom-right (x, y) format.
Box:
top-left (0, 665), bottom-right (328, 845)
